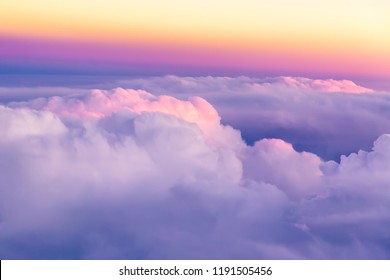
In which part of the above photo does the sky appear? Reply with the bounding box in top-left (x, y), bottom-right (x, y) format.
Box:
top-left (1, 1), bottom-right (390, 260)
top-left (1, 0), bottom-right (390, 85)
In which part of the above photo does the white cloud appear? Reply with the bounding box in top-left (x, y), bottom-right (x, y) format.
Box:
top-left (242, 138), bottom-right (324, 200)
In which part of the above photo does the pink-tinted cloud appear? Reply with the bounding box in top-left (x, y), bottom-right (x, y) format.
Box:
top-left (43, 88), bottom-right (220, 129)
top-left (264, 77), bottom-right (374, 93)
top-left (12, 87), bottom-right (243, 150)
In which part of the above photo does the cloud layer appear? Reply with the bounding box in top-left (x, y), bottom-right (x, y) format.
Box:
top-left (117, 76), bottom-right (390, 160)
top-left (1, 83), bottom-right (390, 259)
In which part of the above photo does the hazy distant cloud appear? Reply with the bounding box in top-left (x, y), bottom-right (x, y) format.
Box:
top-left (118, 75), bottom-right (390, 160)
top-left (0, 86), bottom-right (87, 103)
top-left (251, 76), bottom-right (374, 93)
top-left (1, 86), bottom-right (390, 259)
top-left (118, 75), bottom-right (374, 94)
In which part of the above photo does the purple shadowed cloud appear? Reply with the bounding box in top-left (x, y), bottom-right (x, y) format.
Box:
top-left (115, 76), bottom-right (390, 160)
top-left (1, 80), bottom-right (390, 259)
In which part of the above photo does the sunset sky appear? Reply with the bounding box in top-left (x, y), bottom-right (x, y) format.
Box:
top-left (1, 0), bottom-right (390, 83)
top-left (2, 0), bottom-right (390, 260)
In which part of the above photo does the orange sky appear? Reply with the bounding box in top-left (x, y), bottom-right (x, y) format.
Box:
top-left (1, 0), bottom-right (389, 79)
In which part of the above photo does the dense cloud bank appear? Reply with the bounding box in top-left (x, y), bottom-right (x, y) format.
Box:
top-left (3, 76), bottom-right (390, 159)
top-left (1, 84), bottom-right (390, 259)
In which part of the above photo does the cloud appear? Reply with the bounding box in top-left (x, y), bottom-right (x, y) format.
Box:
top-left (0, 86), bottom-right (88, 103)
top-left (255, 76), bottom-right (374, 93)
top-left (242, 138), bottom-right (324, 200)
top-left (118, 75), bottom-right (375, 94)
top-left (1, 85), bottom-right (390, 259)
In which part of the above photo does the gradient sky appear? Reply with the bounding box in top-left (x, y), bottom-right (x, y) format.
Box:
top-left (1, 0), bottom-right (390, 81)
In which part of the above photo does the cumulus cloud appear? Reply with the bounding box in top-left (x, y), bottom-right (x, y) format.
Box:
top-left (1, 85), bottom-right (390, 260)
top-left (242, 138), bottom-right (324, 200)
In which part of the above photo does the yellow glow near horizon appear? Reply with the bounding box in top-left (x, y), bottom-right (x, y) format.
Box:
top-left (1, 0), bottom-right (390, 76)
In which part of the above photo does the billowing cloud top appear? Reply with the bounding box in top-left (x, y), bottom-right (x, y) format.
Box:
top-left (1, 77), bottom-right (390, 259)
